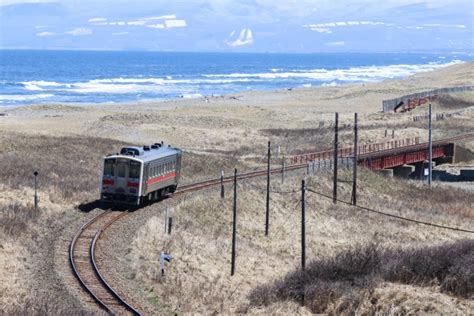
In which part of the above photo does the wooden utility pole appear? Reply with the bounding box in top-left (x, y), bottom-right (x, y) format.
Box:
top-left (333, 113), bottom-right (339, 204)
top-left (265, 141), bottom-right (271, 236)
top-left (301, 179), bottom-right (306, 270)
top-left (220, 170), bottom-right (225, 198)
top-left (231, 168), bottom-right (237, 276)
top-left (352, 113), bottom-right (358, 205)
top-left (428, 104), bottom-right (433, 187)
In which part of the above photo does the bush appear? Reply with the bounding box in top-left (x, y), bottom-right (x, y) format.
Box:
top-left (249, 240), bottom-right (474, 313)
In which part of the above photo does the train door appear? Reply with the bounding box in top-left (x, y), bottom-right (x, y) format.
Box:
top-left (115, 158), bottom-right (129, 193)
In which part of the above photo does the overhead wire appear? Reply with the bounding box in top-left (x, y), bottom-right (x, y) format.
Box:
top-left (305, 187), bottom-right (474, 234)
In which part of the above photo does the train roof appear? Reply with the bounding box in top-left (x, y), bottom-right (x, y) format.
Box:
top-left (105, 144), bottom-right (181, 163)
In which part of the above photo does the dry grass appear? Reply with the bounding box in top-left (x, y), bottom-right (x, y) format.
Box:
top-left (0, 203), bottom-right (39, 237)
top-left (249, 240), bottom-right (473, 313)
top-left (0, 132), bottom-right (126, 203)
top-left (125, 168), bottom-right (473, 314)
top-left (0, 63), bottom-right (473, 313)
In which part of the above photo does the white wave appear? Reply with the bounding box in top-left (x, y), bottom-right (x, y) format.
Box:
top-left (19, 77), bottom-right (256, 95)
top-left (21, 80), bottom-right (68, 91)
top-left (181, 93), bottom-right (203, 99)
top-left (202, 60), bottom-right (463, 82)
top-left (0, 94), bottom-right (54, 101)
top-left (322, 82), bottom-right (339, 87)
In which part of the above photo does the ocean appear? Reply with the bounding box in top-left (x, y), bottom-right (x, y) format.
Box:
top-left (0, 50), bottom-right (471, 106)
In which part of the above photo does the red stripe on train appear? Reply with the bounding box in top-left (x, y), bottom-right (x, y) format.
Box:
top-left (127, 182), bottom-right (139, 187)
top-left (103, 179), bottom-right (114, 185)
top-left (147, 172), bottom-right (176, 185)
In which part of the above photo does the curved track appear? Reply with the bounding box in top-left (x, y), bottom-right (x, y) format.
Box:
top-left (70, 210), bottom-right (141, 315)
top-left (69, 133), bottom-right (473, 314)
top-left (69, 164), bottom-right (306, 313)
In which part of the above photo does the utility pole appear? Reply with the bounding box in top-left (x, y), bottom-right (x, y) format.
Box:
top-left (220, 170), bottom-right (225, 198)
top-left (352, 113), bottom-right (358, 205)
top-left (333, 113), bottom-right (339, 204)
top-left (231, 168), bottom-right (237, 276)
top-left (428, 104), bottom-right (433, 187)
top-left (301, 179), bottom-right (306, 270)
top-left (33, 171), bottom-right (38, 210)
top-left (265, 141), bottom-right (271, 236)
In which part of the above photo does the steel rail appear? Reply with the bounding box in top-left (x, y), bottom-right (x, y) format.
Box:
top-left (91, 212), bottom-right (142, 315)
top-left (69, 211), bottom-right (141, 315)
top-left (70, 132), bottom-right (472, 313)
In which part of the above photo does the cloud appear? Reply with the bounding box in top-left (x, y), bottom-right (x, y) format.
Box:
top-left (423, 23), bottom-right (466, 28)
top-left (88, 17), bottom-right (107, 23)
top-left (112, 32), bottom-right (129, 35)
top-left (225, 28), bottom-right (253, 47)
top-left (36, 31), bottom-right (55, 36)
top-left (304, 19), bottom-right (464, 34)
top-left (164, 19), bottom-right (187, 28)
top-left (141, 15), bottom-right (177, 21)
top-left (127, 21), bottom-right (147, 26)
top-left (65, 27), bottom-right (92, 36)
top-left (310, 27), bottom-right (332, 34)
top-left (147, 24), bottom-right (165, 29)
top-left (326, 41), bottom-right (345, 46)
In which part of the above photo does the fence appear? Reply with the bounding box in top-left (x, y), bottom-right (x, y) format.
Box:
top-left (382, 86), bottom-right (474, 112)
top-left (413, 111), bottom-right (461, 122)
top-left (288, 137), bottom-right (420, 165)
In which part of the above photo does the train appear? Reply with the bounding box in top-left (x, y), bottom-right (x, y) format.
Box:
top-left (100, 143), bottom-right (182, 205)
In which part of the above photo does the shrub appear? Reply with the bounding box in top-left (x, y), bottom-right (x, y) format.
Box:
top-left (249, 240), bottom-right (474, 313)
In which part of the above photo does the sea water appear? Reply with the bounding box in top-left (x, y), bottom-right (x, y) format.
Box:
top-left (0, 50), bottom-right (471, 106)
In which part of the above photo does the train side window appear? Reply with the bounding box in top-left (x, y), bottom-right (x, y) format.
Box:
top-left (129, 161), bottom-right (140, 179)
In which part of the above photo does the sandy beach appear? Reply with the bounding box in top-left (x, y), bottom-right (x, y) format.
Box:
top-left (0, 62), bottom-right (473, 314)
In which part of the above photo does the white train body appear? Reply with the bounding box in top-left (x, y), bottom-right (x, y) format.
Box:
top-left (100, 144), bottom-right (182, 205)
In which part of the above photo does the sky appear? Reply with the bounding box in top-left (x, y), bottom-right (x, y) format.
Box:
top-left (0, 0), bottom-right (472, 53)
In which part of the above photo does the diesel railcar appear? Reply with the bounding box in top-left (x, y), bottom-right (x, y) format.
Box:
top-left (100, 143), bottom-right (182, 205)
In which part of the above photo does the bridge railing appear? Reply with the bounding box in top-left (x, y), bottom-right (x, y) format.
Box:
top-left (288, 137), bottom-right (421, 165)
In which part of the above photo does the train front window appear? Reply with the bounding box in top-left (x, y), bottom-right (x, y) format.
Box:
top-left (129, 161), bottom-right (141, 179)
top-left (104, 159), bottom-right (115, 176)
top-left (117, 161), bottom-right (127, 178)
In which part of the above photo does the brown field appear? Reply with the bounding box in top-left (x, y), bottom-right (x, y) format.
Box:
top-left (0, 62), bottom-right (473, 314)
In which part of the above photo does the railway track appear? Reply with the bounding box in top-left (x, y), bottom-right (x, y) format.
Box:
top-left (69, 210), bottom-right (141, 315)
top-left (175, 163), bottom-right (307, 194)
top-left (69, 164), bottom-right (307, 314)
top-left (69, 133), bottom-right (472, 314)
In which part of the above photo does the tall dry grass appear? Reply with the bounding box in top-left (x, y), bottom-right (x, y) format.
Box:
top-left (126, 167), bottom-right (473, 314)
top-left (249, 240), bottom-right (473, 313)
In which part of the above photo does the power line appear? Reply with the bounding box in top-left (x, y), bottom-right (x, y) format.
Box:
top-left (305, 187), bottom-right (474, 234)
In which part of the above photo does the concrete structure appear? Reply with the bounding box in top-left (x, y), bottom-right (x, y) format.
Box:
top-left (393, 164), bottom-right (415, 177)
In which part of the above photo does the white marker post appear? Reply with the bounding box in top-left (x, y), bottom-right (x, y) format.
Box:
top-left (160, 251), bottom-right (173, 277)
